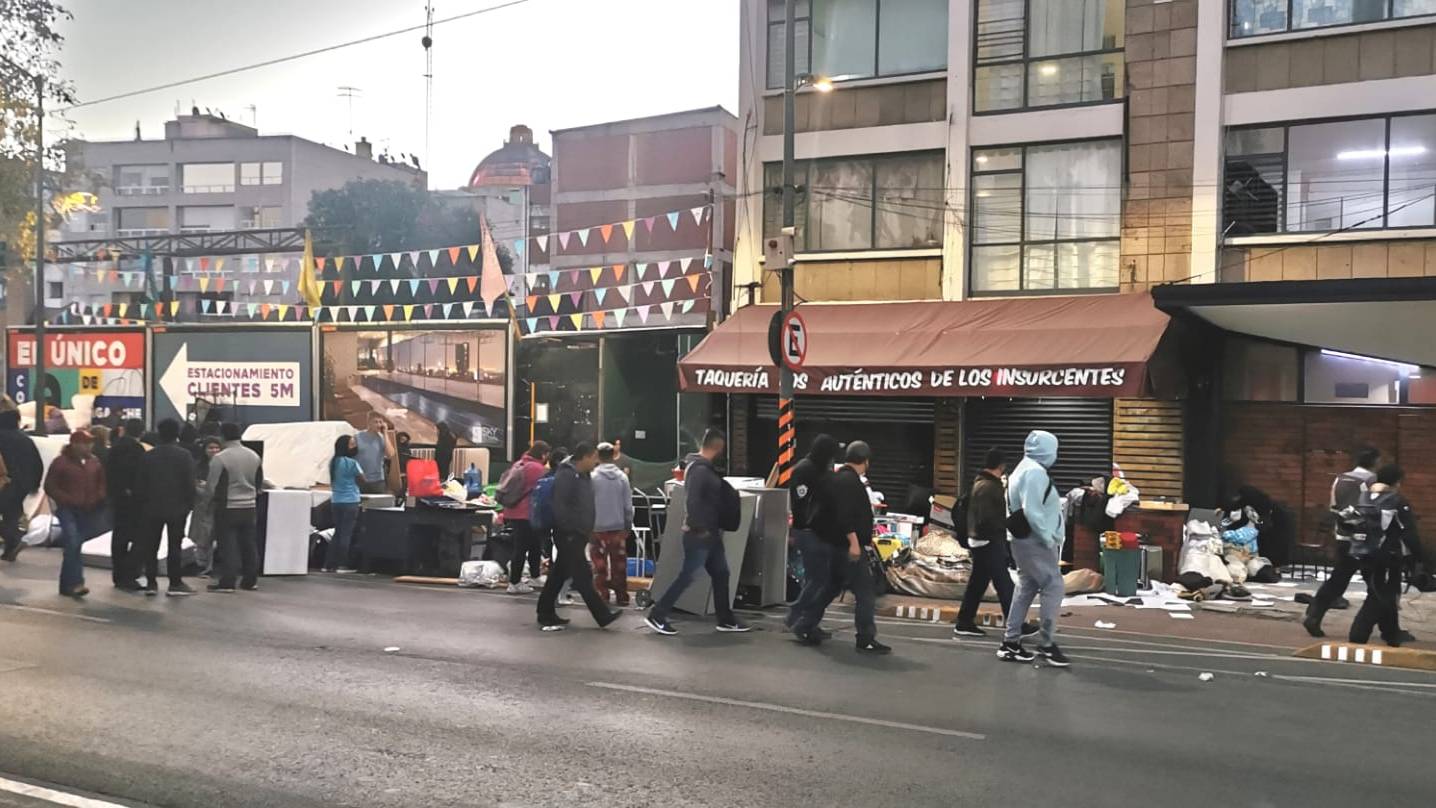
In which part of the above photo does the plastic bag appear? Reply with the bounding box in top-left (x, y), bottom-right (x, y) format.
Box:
top-left (407, 458), bottom-right (443, 498)
top-left (458, 560), bottom-right (507, 588)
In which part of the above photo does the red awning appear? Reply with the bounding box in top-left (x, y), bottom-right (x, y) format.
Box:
top-left (678, 292), bottom-right (1172, 398)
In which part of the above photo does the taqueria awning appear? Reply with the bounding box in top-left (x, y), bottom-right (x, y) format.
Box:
top-left (678, 292), bottom-right (1174, 398)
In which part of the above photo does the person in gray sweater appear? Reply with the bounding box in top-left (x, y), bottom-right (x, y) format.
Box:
top-left (589, 442), bottom-right (635, 606)
top-left (206, 423), bottom-right (264, 593)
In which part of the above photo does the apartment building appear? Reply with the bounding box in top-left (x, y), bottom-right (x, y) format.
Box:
top-left (683, 0), bottom-right (1436, 552)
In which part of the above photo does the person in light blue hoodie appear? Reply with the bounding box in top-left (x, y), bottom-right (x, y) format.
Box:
top-left (998, 430), bottom-right (1070, 667)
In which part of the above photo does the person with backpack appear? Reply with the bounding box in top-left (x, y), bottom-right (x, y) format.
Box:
top-left (953, 448), bottom-right (1039, 640)
top-left (535, 443), bottom-right (620, 631)
top-left (784, 434), bottom-right (840, 635)
top-left (1305, 447), bottom-right (1383, 638)
top-left (999, 430), bottom-right (1069, 667)
top-left (497, 441), bottom-right (549, 594)
top-left (1338, 464), bottom-right (1422, 646)
top-left (645, 428), bottom-right (750, 637)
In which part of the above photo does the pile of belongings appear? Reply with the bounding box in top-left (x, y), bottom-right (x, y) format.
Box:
top-left (882, 525), bottom-right (972, 599)
top-left (1174, 507), bottom-right (1281, 601)
top-left (1105, 475), bottom-right (1141, 518)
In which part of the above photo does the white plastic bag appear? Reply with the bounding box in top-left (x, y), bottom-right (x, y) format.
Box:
top-left (458, 560), bottom-right (507, 588)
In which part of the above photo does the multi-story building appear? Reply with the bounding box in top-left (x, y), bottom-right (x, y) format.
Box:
top-left (53, 110), bottom-right (425, 312)
top-left (692, 0), bottom-right (1436, 558)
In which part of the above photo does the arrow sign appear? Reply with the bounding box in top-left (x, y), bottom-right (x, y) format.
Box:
top-left (159, 343), bottom-right (302, 414)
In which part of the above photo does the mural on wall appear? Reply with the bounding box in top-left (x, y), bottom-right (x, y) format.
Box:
top-left (322, 327), bottom-right (507, 447)
top-left (6, 330), bottom-right (146, 423)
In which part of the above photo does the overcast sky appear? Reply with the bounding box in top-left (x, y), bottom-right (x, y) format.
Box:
top-left (56, 0), bottom-right (741, 189)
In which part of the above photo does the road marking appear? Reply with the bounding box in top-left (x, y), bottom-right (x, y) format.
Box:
top-left (0, 603), bottom-right (112, 624)
top-left (0, 774), bottom-right (132, 807)
top-left (587, 681), bottom-right (985, 740)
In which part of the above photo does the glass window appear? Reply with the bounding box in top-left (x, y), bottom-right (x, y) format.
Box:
top-left (117, 207), bottom-right (169, 232)
top-left (970, 139), bottom-right (1121, 294)
top-left (764, 152), bottom-right (943, 251)
top-left (1231, 0), bottom-right (1289, 36)
top-left (179, 205), bottom-right (237, 232)
top-left (812, 0), bottom-right (877, 80)
top-left (1386, 114), bottom-right (1436, 227)
top-left (875, 154), bottom-right (943, 248)
top-left (181, 162), bottom-right (234, 193)
top-left (1303, 350), bottom-right (1407, 405)
top-left (766, 0), bottom-right (811, 89)
top-left (1222, 337), bottom-right (1299, 401)
top-left (262, 161), bottom-right (284, 185)
top-left (240, 205), bottom-right (283, 229)
top-left (1223, 128), bottom-right (1286, 235)
top-left (1232, 0), bottom-right (1436, 37)
top-left (114, 165), bottom-right (169, 195)
top-left (240, 161), bottom-right (284, 186)
top-left (808, 159), bottom-right (873, 250)
top-left (240, 162), bottom-right (262, 185)
top-left (1286, 118), bottom-right (1386, 232)
top-left (974, 0), bottom-right (1123, 112)
top-left (1292, 0), bottom-right (1386, 30)
top-left (1396, 0), bottom-right (1436, 14)
top-left (877, 0), bottom-right (948, 75)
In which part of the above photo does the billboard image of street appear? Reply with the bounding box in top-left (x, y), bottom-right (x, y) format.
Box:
top-left (322, 327), bottom-right (507, 447)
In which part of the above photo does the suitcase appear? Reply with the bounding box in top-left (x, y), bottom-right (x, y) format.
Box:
top-left (1139, 545), bottom-right (1163, 589)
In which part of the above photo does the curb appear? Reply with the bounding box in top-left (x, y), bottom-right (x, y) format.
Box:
top-left (1293, 641), bottom-right (1436, 672)
top-left (882, 605), bottom-right (1005, 626)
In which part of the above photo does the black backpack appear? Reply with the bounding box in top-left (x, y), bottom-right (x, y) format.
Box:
top-left (1334, 491), bottom-right (1397, 561)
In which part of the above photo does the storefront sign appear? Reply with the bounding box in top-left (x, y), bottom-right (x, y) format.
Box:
top-left (151, 329), bottom-right (314, 424)
top-left (6, 330), bottom-right (146, 420)
top-left (682, 363), bottom-right (1143, 398)
top-left (160, 344), bottom-right (301, 411)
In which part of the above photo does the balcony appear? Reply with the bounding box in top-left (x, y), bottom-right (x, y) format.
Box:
top-left (115, 185), bottom-right (170, 197)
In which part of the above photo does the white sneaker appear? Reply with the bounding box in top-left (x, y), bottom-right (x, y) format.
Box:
top-left (558, 594), bottom-right (575, 606)
top-left (335, 567), bottom-right (359, 575)
top-left (507, 583), bottom-right (534, 594)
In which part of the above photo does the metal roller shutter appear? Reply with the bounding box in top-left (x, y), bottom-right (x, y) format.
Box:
top-left (962, 398), bottom-right (1114, 494)
top-left (754, 397), bottom-right (935, 507)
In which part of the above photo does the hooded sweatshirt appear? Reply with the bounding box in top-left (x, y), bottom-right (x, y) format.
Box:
top-left (682, 452), bottom-right (723, 534)
top-left (788, 434), bottom-right (839, 531)
top-left (1006, 430), bottom-right (1064, 547)
top-left (592, 462), bottom-right (634, 533)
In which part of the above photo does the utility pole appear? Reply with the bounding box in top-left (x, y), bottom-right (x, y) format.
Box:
top-left (775, 0), bottom-right (798, 486)
top-left (32, 73), bottom-right (48, 436)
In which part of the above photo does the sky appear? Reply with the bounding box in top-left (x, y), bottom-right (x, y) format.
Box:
top-left (55, 0), bottom-right (741, 189)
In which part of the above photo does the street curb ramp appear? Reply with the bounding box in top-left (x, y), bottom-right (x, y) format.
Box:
top-left (1293, 641), bottom-right (1436, 672)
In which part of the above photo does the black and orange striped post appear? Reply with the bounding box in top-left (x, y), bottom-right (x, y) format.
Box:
top-left (776, 397), bottom-right (796, 486)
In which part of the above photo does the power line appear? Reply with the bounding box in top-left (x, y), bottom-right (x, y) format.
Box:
top-left (58, 0), bottom-right (534, 112)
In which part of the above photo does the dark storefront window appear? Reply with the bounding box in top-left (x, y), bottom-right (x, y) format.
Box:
top-left (515, 337), bottom-right (599, 455)
top-left (1230, 0), bottom-right (1436, 38)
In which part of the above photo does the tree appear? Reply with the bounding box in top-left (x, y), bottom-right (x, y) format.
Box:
top-left (305, 178), bottom-right (489, 263)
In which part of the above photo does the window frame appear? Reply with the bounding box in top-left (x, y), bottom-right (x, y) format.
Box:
top-left (1223, 109), bottom-right (1436, 237)
top-left (971, 0), bottom-right (1126, 115)
top-left (763, 150), bottom-right (947, 253)
top-left (239, 161), bottom-right (285, 186)
top-left (967, 136), bottom-right (1124, 297)
top-left (1229, 0), bottom-right (1436, 40)
top-left (764, 0), bottom-right (948, 91)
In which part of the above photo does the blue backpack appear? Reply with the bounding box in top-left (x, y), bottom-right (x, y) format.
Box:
top-left (530, 473), bottom-right (557, 531)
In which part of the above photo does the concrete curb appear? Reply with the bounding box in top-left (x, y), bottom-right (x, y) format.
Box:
top-left (1293, 641), bottom-right (1436, 671)
top-left (882, 604), bottom-right (1006, 626)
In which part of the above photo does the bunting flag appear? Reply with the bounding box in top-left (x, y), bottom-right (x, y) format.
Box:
top-left (621, 220), bottom-right (635, 242)
top-left (681, 300), bottom-right (696, 314)
top-left (594, 288), bottom-right (607, 307)
top-left (467, 244), bottom-right (481, 263)
top-left (614, 264), bottom-right (627, 283)
top-left (259, 304), bottom-right (272, 319)
top-left (687, 274), bottom-right (702, 293)
top-left (526, 295), bottom-right (539, 311)
top-left (558, 231), bottom-right (572, 251)
top-left (547, 294), bottom-right (561, 311)
top-left (447, 277), bottom-right (460, 294)
top-left (390, 252), bottom-right (404, 269)
top-left (408, 279), bottom-right (422, 296)
top-left (363, 305), bottom-right (376, 321)
top-left (466, 276), bottom-right (479, 293)
top-left (423, 304), bottom-right (434, 319)
top-left (567, 291), bottom-right (584, 307)
top-left (383, 305), bottom-right (395, 320)
top-left (642, 216), bottom-right (657, 233)
top-left (589, 267), bottom-right (604, 285)
top-left (569, 314), bottom-right (583, 330)
top-left (535, 235), bottom-right (548, 253)
top-left (426, 278), bottom-right (441, 295)
top-left (170, 301), bottom-right (181, 315)
top-left (403, 305), bottom-right (415, 322)
top-left (661, 279), bottom-right (676, 296)
top-left (350, 281), bottom-right (363, 296)
top-left (277, 304), bottom-right (290, 320)
top-left (447, 247), bottom-right (462, 266)
top-left (199, 277), bottom-right (210, 293)
top-left (593, 310), bottom-right (607, 328)
top-left (612, 308), bottom-right (628, 328)
top-left (599, 224), bottom-right (614, 244)
top-left (691, 206), bottom-right (706, 227)
top-left (317, 257), bottom-right (328, 272)
top-left (427, 249), bottom-right (441, 267)
top-left (526, 318), bottom-right (539, 333)
top-left (246, 303), bottom-right (258, 318)
top-left (547, 271), bottom-right (560, 288)
top-left (201, 300), bottom-right (213, 314)
top-left (371, 254), bottom-right (386, 270)
top-left (666, 211), bottom-right (681, 231)
top-left (637, 305), bottom-right (651, 325)
top-left (659, 301), bottom-right (675, 319)
top-left (263, 279), bottom-right (275, 295)
top-left (575, 228), bottom-right (589, 247)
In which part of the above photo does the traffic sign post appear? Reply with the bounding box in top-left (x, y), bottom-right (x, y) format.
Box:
top-left (780, 310), bottom-right (807, 372)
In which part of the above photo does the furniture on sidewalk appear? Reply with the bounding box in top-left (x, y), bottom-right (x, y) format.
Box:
top-left (358, 501), bottom-right (493, 576)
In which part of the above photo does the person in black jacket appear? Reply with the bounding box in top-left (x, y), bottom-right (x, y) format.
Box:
top-left (535, 443), bottom-right (619, 631)
top-left (106, 417), bottom-right (150, 591)
top-left (796, 441), bottom-right (890, 654)
top-left (645, 428), bottom-right (750, 636)
top-left (784, 434), bottom-right (840, 635)
top-left (953, 449), bottom-right (1038, 639)
top-left (135, 419), bottom-right (198, 596)
top-left (0, 409), bottom-right (44, 562)
top-left (1349, 465), bottom-right (1424, 646)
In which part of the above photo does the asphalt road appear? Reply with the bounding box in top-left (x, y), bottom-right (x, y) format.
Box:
top-left (3, 549), bottom-right (1436, 808)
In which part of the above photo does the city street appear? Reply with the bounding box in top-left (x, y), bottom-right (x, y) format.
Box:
top-left (3, 550), bottom-right (1435, 808)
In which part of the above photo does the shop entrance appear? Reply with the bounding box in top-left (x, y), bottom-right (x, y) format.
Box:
top-left (963, 398), bottom-right (1115, 493)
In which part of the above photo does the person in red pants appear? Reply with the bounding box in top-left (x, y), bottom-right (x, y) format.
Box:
top-left (589, 442), bottom-right (633, 606)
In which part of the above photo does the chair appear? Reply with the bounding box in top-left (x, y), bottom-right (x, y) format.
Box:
top-left (1288, 513), bottom-right (1335, 581)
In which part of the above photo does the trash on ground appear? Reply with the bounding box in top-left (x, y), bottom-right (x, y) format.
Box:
top-left (1094, 620), bottom-right (1117, 629)
top-left (1199, 672), bottom-right (1214, 682)
top-left (383, 646), bottom-right (401, 653)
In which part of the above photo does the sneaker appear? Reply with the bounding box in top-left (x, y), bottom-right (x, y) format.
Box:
top-left (240, 583), bottom-right (259, 592)
top-left (1020, 621), bottom-right (1041, 638)
top-left (539, 622), bottom-right (567, 632)
top-left (167, 582), bottom-right (197, 597)
top-left (597, 610), bottom-right (623, 629)
top-left (335, 568), bottom-right (358, 575)
top-left (952, 623), bottom-right (986, 638)
top-left (207, 584), bottom-right (236, 594)
top-left (856, 638), bottom-right (892, 655)
top-left (115, 581), bottom-right (145, 594)
top-left (716, 621), bottom-right (752, 633)
top-left (644, 615), bottom-right (678, 635)
top-left (61, 585), bottom-right (89, 598)
top-left (1037, 644), bottom-right (1071, 667)
top-left (997, 641), bottom-right (1035, 662)
top-left (795, 630), bottom-right (823, 646)
top-left (1302, 613), bottom-right (1326, 638)
top-left (144, 586), bottom-right (158, 597)
top-left (507, 583), bottom-right (534, 595)
top-left (1, 543), bottom-right (24, 562)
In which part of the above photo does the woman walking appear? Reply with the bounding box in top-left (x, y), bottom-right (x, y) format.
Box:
top-left (325, 434), bottom-right (365, 574)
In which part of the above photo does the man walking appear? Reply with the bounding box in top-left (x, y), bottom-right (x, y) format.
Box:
top-left (106, 417), bottom-right (149, 592)
top-left (590, 442), bottom-right (634, 607)
top-left (1305, 447), bottom-right (1389, 638)
top-left (137, 418), bottom-right (198, 596)
top-left (784, 434), bottom-right (839, 636)
top-left (0, 409), bottom-right (44, 562)
top-left (1347, 465), bottom-right (1423, 646)
top-left (535, 443), bottom-right (620, 631)
top-left (44, 430), bottom-right (107, 598)
top-left (999, 430), bottom-right (1069, 667)
top-left (645, 428), bottom-right (749, 636)
top-left (794, 441), bottom-right (889, 654)
top-left (954, 448), bottom-right (1038, 640)
top-left (207, 423), bottom-right (264, 594)
top-left (354, 413), bottom-right (395, 495)
top-left (501, 441), bottom-right (550, 594)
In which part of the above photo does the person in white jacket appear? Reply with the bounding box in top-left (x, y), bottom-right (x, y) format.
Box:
top-left (999, 430), bottom-right (1070, 667)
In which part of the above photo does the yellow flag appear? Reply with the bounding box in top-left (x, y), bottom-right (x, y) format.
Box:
top-left (297, 229), bottom-right (323, 307)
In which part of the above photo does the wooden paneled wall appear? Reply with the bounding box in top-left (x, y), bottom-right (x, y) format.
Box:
top-left (1113, 398), bottom-right (1185, 499)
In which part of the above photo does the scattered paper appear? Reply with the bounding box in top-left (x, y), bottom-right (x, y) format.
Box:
top-left (1169, 613), bottom-right (1195, 620)
top-left (383, 646), bottom-right (401, 653)
top-left (1270, 582), bottom-right (1299, 588)
top-left (1094, 620), bottom-right (1117, 629)
top-left (1254, 671), bottom-right (1270, 678)
top-left (1199, 672), bottom-right (1214, 682)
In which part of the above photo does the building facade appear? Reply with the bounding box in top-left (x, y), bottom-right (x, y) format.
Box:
top-left (715, 0), bottom-right (1436, 556)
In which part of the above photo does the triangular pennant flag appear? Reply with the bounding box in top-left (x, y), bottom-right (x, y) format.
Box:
top-left (201, 300), bottom-right (213, 314)
top-left (569, 314), bottom-right (583, 330)
top-left (466, 276), bottom-right (478, 293)
top-left (447, 277), bottom-right (460, 294)
top-left (526, 318), bottom-right (538, 333)
top-left (547, 294), bottom-right (561, 311)
top-left (681, 300), bottom-right (696, 314)
top-left (621, 220), bottom-right (635, 242)
top-left (165, 301), bottom-right (178, 315)
top-left (612, 308), bottom-right (628, 328)
top-left (245, 280), bottom-right (255, 295)
top-left (661, 279), bottom-right (677, 296)
top-left (259, 304), bottom-right (271, 319)
top-left (199, 277), bottom-right (210, 293)
top-left (467, 244), bottom-right (481, 263)
top-left (362, 305), bottom-right (376, 321)
top-left (558, 231), bottom-right (572, 251)
top-left (216, 301), bottom-right (229, 315)
top-left (281, 280), bottom-right (291, 295)
top-left (139, 303), bottom-right (150, 318)
top-left (660, 301), bottom-right (675, 319)
top-left (589, 267), bottom-right (604, 285)
top-left (408, 279), bottom-right (421, 296)
top-left (666, 211), bottom-right (681, 231)
top-left (214, 258), bottom-right (225, 274)
top-left (594, 287), bottom-right (607, 307)
top-left (546, 315), bottom-right (560, 331)
top-left (642, 216), bottom-right (657, 233)
top-left (683, 257), bottom-right (696, 274)
top-left (317, 257), bottom-right (328, 272)
top-left (447, 247), bottom-right (462, 266)
top-left (687, 274), bottom-right (702, 293)
top-left (547, 271), bottom-right (560, 289)
top-left (526, 295), bottom-right (539, 311)
top-left (331, 280), bottom-right (343, 295)
top-left (263, 279), bottom-right (275, 295)
top-left (266, 258), bottom-right (277, 273)
top-left (637, 305), bottom-right (651, 325)
top-left (576, 228), bottom-right (590, 247)
top-left (382, 305), bottom-right (395, 321)
top-left (371, 254), bottom-right (386, 271)
top-left (513, 240), bottom-right (526, 257)
top-left (244, 303), bottom-right (256, 318)
top-left (615, 264), bottom-right (628, 283)
top-left (277, 304), bottom-right (290, 320)
top-left (599, 224), bottom-right (614, 243)
top-left (117, 304), bottom-right (129, 318)
top-left (199, 257), bottom-right (211, 272)
top-left (403, 305), bottom-right (415, 322)
top-left (427, 278), bottom-right (442, 295)
top-left (350, 280), bottom-right (363, 295)
top-left (535, 235), bottom-right (548, 253)
top-left (593, 310), bottom-right (607, 328)
top-left (691, 206), bottom-right (706, 227)
top-left (427, 249), bottom-right (441, 267)
top-left (423, 304), bottom-right (434, 319)
top-left (391, 252), bottom-right (404, 270)
top-left (387, 279), bottom-right (400, 295)
top-left (101, 304), bottom-right (113, 318)
top-left (568, 291), bottom-right (583, 307)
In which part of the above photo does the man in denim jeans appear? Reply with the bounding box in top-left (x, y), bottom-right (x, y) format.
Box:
top-left (645, 428), bottom-right (750, 636)
top-left (44, 430), bottom-right (107, 598)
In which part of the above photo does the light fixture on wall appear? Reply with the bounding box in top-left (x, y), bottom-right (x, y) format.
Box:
top-left (1038, 63), bottom-right (1059, 77)
top-left (798, 74), bottom-right (834, 93)
top-left (1320, 348), bottom-right (1419, 375)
